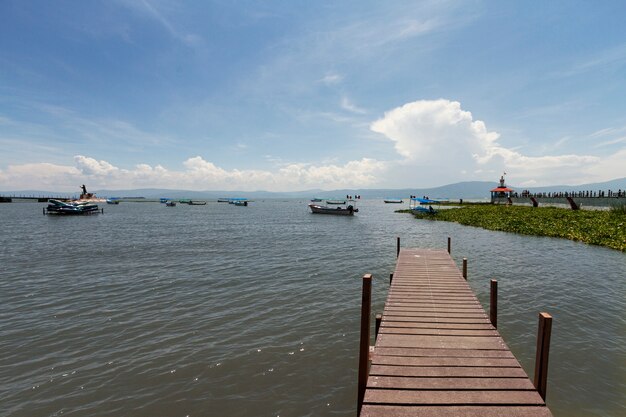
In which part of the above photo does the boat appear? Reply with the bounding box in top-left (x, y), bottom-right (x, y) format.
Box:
top-left (188, 200), bottom-right (207, 205)
top-left (165, 201), bottom-right (176, 207)
top-left (310, 198), bottom-right (323, 202)
top-left (217, 198), bottom-right (230, 203)
top-left (46, 199), bottom-right (100, 215)
top-left (160, 198), bottom-right (171, 204)
top-left (229, 198), bottom-right (248, 206)
top-left (326, 200), bottom-right (346, 205)
top-left (309, 203), bottom-right (358, 215)
top-left (106, 198), bottom-right (120, 204)
top-left (410, 197), bottom-right (439, 213)
top-left (384, 198), bottom-right (403, 203)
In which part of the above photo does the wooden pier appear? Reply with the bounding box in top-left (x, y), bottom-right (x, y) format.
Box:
top-left (358, 247), bottom-right (553, 417)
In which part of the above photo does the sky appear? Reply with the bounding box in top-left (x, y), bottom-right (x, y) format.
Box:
top-left (1, 0), bottom-right (626, 192)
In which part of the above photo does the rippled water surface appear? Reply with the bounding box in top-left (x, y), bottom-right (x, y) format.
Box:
top-left (1, 200), bottom-right (624, 417)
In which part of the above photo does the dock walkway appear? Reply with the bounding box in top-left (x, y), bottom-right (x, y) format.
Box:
top-left (360, 248), bottom-right (553, 417)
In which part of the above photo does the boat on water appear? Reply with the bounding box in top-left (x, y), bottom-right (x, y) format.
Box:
top-left (309, 203), bottom-right (357, 215)
top-left (217, 198), bottom-right (230, 203)
top-left (187, 200), bottom-right (207, 205)
top-left (229, 198), bottom-right (248, 206)
top-left (46, 199), bottom-right (100, 215)
top-left (310, 198), bottom-right (323, 202)
top-left (106, 198), bottom-right (120, 205)
top-left (160, 198), bottom-right (171, 204)
top-left (410, 197), bottom-right (439, 213)
top-left (165, 201), bottom-right (176, 207)
top-left (384, 198), bottom-right (403, 203)
top-left (326, 200), bottom-right (346, 205)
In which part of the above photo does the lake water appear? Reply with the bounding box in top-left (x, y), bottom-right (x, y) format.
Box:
top-left (1, 199), bottom-right (624, 417)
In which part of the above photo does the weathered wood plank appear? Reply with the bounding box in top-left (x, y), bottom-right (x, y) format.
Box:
top-left (372, 347), bottom-right (514, 358)
top-left (367, 376), bottom-right (536, 390)
top-left (371, 356), bottom-right (521, 367)
top-left (369, 365), bottom-right (529, 378)
top-left (361, 405), bottom-right (553, 417)
top-left (363, 389), bottom-right (545, 405)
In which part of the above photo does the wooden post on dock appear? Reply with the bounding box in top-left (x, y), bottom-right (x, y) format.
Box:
top-left (357, 274), bottom-right (372, 414)
top-left (490, 279), bottom-right (498, 328)
top-left (462, 258), bottom-right (467, 280)
top-left (534, 312), bottom-right (553, 400)
top-left (396, 237), bottom-right (400, 257)
top-left (375, 314), bottom-right (382, 339)
top-left (389, 273), bottom-right (393, 285)
top-left (447, 237), bottom-right (451, 254)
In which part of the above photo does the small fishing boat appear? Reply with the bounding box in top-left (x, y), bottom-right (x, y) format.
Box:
top-left (384, 198), bottom-right (403, 203)
top-left (310, 198), bottom-right (323, 202)
top-left (106, 198), bottom-right (120, 204)
top-left (160, 198), bottom-right (171, 204)
top-left (326, 200), bottom-right (346, 205)
top-left (217, 198), bottom-right (230, 203)
top-left (410, 197), bottom-right (439, 213)
top-left (309, 203), bottom-right (357, 215)
top-left (165, 200), bottom-right (176, 207)
top-left (188, 200), bottom-right (207, 205)
top-left (46, 199), bottom-right (100, 215)
top-left (233, 200), bottom-right (248, 206)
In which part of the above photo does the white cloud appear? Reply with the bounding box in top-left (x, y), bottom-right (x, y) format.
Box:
top-left (370, 99), bottom-right (619, 186)
top-left (340, 97), bottom-right (367, 114)
top-left (0, 155), bottom-right (386, 192)
top-left (320, 73), bottom-right (343, 85)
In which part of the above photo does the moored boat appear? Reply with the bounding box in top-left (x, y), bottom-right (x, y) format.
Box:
top-left (46, 199), bottom-right (100, 215)
top-left (384, 198), bottom-right (403, 203)
top-left (106, 198), bottom-right (120, 204)
top-left (165, 200), bottom-right (176, 207)
top-left (309, 203), bottom-right (357, 215)
top-left (188, 200), bottom-right (207, 205)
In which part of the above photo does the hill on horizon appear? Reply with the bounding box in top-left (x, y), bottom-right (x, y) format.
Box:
top-left (4, 177), bottom-right (625, 200)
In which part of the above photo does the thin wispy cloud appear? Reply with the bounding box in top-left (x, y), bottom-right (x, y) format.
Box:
top-left (340, 97), bottom-right (367, 114)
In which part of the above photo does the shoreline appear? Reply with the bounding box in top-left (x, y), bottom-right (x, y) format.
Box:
top-left (399, 205), bottom-right (626, 252)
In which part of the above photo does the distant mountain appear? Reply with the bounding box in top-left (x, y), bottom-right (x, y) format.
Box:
top-left (3, 177), bottom-right (625, 200)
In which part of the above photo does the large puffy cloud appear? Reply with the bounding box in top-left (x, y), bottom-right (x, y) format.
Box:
top-left (0, 155), bottom-right (386, 192)
top-left (370, 99), bottom-right (611, 185)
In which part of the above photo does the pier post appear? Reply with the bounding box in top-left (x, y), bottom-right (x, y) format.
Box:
top-left (396, 237), bottom-right (400, 257)
top-left (375, 313), bottom-right (382, 339)
top-left (462, 258), bottom-right (467, 280)
top-left (357, 274), bottom-right (373, 414)
top-left (447, 237), bottom-right (451, 254)
top-left (490, 279), bottom-right (498, 328)
top-left (534, 312), bottom-right (553, 400)
top-left (389, 273), bottom-right (393, 285)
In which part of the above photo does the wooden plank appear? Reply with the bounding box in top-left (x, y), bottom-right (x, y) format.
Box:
top-left (361, 405), bottom-right (553, 417)
top-left (372, 347), bottom-right (514, 358)
top-left (381, 322), bottom-right (495, 330)
top-left (367, 376), bottom-right (537, 390)
top-left (380, 328), bottom-right (500, 337)
top-left (371, 356), bottom-right (522, 368)
top-left (369, 365), bottom-right (529, 378)
top-left (363, 389), bottom-right (546, 405)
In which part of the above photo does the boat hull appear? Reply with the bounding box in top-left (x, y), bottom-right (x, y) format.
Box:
top-left (309, 204), bottom-right (356, 215)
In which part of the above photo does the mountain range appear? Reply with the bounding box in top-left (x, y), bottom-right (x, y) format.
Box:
top-left (4, 177), bottom-right (626, 200)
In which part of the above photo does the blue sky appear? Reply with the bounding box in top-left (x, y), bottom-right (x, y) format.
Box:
top-left (1, 0), bottom-right (626, 191)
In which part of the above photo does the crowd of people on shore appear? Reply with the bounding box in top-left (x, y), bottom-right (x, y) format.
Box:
top-left (518, 189), bottom-right (625, 198)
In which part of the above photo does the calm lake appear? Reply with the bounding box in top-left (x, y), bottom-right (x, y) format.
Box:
top-left (1, 199), bottom-right (624, 417)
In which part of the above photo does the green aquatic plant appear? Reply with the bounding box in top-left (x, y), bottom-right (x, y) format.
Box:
top-left (402, 205), bottom-right (626, 252)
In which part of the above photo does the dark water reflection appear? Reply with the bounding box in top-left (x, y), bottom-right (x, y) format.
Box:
top-left (0, 200), bottom-right (624, 417)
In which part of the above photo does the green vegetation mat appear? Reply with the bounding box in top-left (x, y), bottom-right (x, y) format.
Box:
top-left (400, 205), bottom-right (626, 252)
